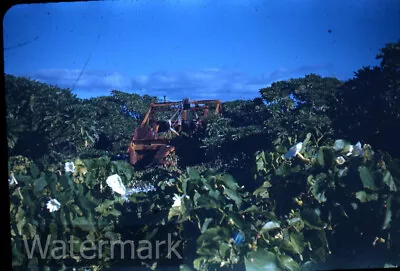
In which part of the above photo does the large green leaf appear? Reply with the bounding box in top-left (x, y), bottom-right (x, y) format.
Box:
top-left (310, 246), bottom-right (327, 263)
top-left (383, 171), bottom-right (397, 191)
top-left (218, 242), bottom-right (230, 258)
top-left (187, 167), bottom-right (201, 180)
top-left (358, 166), bottom-right (377, 190)
top-left (182, 176), bottom-right (189, 196)
top-left (78, 195), bottom-right (96, 212)
top-left (49, 222), bottom-right (58, 241)
top-left (241, 205), bottom-right (259, 214)
top-left (193, 257), bottom-right (207, 271)
top-left (103, 208), bottom-right (121, 217)
top-left (201, 218), bottom-right (213, 233)
top-left (276, 163), bottom-right (291, 177)
top-left (193, 191), bottom-right (201, 206)
top-left (388, 159), bottom-right (400, 184)
top-left (308, 230), bottom-right (329, 263)
top-left (180, 264), bottom-right (194, 271)
top-left (30, 162), bottom-right (40, 179)
top-left (277, 254), bottom-right (300, 271)
top-left (280, 232), bottom-right (305, 259)
top-left (301, 209), bottom-right (325, 230)
top-left (16, 217), bottom-right (26, 236)
top-left (245, 249), bottom-right (282, 271)
top-left (208, 189), bottom-right (221, 201)
top-left (95, 156), bottom-right (111, 168)
top-left (276, 144), bottom-right (288, 154)
top-left (59, 208), bottom-right (69, 231)
top-left (355, 191), bottom-right (378, 202)
top-left (59, 175), bottom-right (74, 191)
top-left (311, 175), bottom-right (328, 203)
top-left (253, 181), bottom-right (271, 198)
top-left (16, 206), bottom-right (26, 222)
top-left (255, 151), bottom-right (267, 172)
top-left (114, 160), bottom-right (134, 181)
top-left (223, 187), bottom-right (242, 208)
top-left (95, 199), bottom-right (115, 214)
top-left (287, 217), bottom-right (304, 232)
top-left (69, 204), bottom-right (83, 216)
top-left (33, 176), bottom-right (47, 195)
top-left (195, 195), bottom-right (220, 209)
top-left (220, 174), bottom-right (238, 190)
top-left (72, 216), bottom-right (96, 232)
top-left (382, 195), bottom-right (393, 230)
top-left (196, 227), bottom-right (230, 249)
top-left (85, 191), bottom-right (101, 206)
top-left (76, 183), bottom-right (84, 196)
top-left (25, 223), bottom-right (37, 239)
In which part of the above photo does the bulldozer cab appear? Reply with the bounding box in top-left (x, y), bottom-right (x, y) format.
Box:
top-left (128, 98), bottom-right (222, 168)
top-left (134, 125), bottom-right (157, 140)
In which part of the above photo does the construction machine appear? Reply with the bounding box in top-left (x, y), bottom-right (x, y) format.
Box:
top-left (127, 98), bottom-right (222, 167)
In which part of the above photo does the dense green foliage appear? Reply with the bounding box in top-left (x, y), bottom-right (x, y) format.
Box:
top-left (6, 40), bottom-right (400, 270)
top-left (334, 41), bottom-right (400, 155)
top-left (8, 137), bottom-right (400, 270)
top-left (6, 77), bottom-right (157, 163)
top-left (260, 74), bottom-right (342, 144)
top-left (6, 76), bottom-right (82, 158)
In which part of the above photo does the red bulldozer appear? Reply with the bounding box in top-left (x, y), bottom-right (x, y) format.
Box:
top-left (127, 97), bottom-right (222, 167)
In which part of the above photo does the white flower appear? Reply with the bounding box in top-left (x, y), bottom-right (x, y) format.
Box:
top-left (172, 194), bottom-right (189, 208)
top-left (64, 162), bottom-right (75, 173)
top-left (352, 141), bottom-right (363, 156)
top-left (106, 174), bottom-right (127, 195)
top-left (345, 145), bottom-right (354, 156)
top-left (336, 156), bottom-right (346, 165)
top-left (346, 141), bottom-right (364, 157)
top-left (46, 199), bottom-right (61, 212)
top-left (284, 142), bottom-right (303, 159)
top-left (333, 139), bottom-right (348, 151)
top-left (262, 221), bottom-right (281, 231)
top-left (8, 174), bottom-right (18, 185)
top-left (106, 174), bottom-right (155, 202)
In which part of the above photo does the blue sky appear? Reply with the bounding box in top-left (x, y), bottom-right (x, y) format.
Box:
top-left (3, 0), bottom-right (400, 101)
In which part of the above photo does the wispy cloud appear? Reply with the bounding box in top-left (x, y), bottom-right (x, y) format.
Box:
top-left (27, 64), bottom-right (335, 101)
top-left (28, 69), bottom-right (131, 92)
top-left (250, 63), bottom-right (336, 85)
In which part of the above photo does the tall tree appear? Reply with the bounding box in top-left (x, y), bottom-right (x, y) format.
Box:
top-left (259, 74), bottom-right (343, 145)
top-left (335, 40), bottom-right (400, 156)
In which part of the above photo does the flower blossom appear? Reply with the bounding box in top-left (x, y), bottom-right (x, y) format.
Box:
top-left (8, 174), bottom-right (18, 185)
top-left (284, 142), bottom-right (303, 159)
top-left (46, 199), bottom-right (61, 212)
top-left (64, 162), bottom-right (75, 173)
top-left (106, 174), bottom-right (156, 202)
top-left (172, 194), bottom-right (189, 208)
top-left (336, 156), bottom-right (346, 165)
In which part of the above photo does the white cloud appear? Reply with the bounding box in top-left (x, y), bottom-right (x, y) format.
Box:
top-left (27, 64), bottom-right (335, 101)
top-left (30, 69), bottom-right (131, 92)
